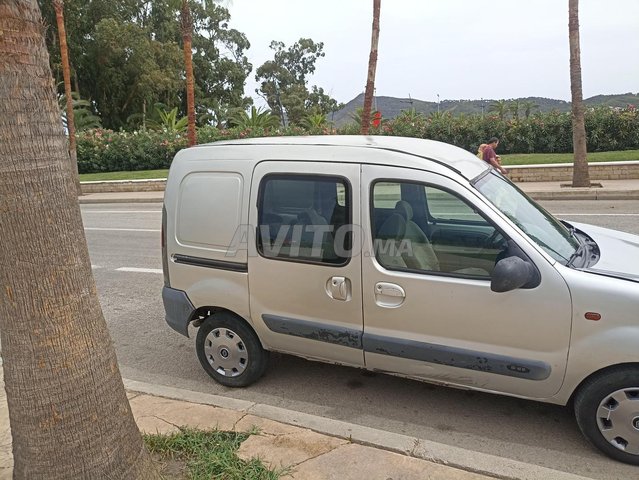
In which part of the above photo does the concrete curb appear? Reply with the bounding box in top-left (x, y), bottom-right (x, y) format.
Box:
top-left (123, 377), bottom-right (592, 480)
top-left (523, 189), bottom-right (639, 201)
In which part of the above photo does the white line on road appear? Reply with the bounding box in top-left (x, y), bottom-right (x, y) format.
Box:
top-left (116, 267), bottom-right (163, 274)
top-left (556, 213), bottom-right (639, 216)
top-left (82, 210), bottom-right (161, 214)
top-left (84, 227), bottom-right (160, 232)
top-left (91, 265), bottom-right (102, 269)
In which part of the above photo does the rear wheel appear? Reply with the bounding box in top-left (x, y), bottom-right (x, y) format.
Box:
top-left (196, 312), bottom-right (268, 387)
top-left (574, 366), bottom-right (639, 464)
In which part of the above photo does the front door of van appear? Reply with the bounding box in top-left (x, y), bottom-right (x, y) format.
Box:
top-left (361, 165), bottom-right (571, 399)
top-left (248, 161), bottom-right (364, 367)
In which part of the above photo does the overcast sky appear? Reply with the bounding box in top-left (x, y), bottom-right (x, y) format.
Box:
top-left (226, 0), bottom-right (638, 106)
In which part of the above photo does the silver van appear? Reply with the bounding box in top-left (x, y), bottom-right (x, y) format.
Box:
top-left (162, 136), bottom-right (639, 464)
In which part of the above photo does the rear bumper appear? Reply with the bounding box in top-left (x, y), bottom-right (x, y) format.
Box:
top-left (162, 286), bottom-right (195, 337)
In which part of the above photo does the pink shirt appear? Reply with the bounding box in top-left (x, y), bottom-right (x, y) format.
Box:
top-left (482, 145), bottom-right (497, 163)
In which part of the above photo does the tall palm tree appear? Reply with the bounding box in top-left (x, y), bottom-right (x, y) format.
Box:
top-left (361, 0), bottom-right (381, 135)
top-left (569, 0), bottom-right (590, 187)
top-left (53, 0), bottom-right (81, 194)
top-left (489, 99), bottom-right (508, 120)
top-left (0, 1), bottom-right (159, 477)
top-left (522, 100), bottom-right (538, 119)
top-left (181, 0), bottom-right (197, 146)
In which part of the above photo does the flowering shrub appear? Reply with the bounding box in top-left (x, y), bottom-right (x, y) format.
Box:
top-left (76, 107), bottom-right (639, 173)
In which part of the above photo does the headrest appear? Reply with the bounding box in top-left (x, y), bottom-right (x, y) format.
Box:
top-left (394, 200), bottom-right (413, 221)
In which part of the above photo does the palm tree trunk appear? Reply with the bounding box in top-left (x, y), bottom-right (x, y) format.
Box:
top-left (53, 0), bottom-right (82, 195)
top-left (0, 2), bottom-right (159, 478)
top-left (569, 0), bottom-right (590, 187)
top-left (361, 0), bottom-right (381, 135)
top-left (181, 0), bottom-right (197, 147)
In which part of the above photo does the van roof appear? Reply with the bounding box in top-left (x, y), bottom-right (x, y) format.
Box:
top-left (196, 135), bottom-right (490, 180)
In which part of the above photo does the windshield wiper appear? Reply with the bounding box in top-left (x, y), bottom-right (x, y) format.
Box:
top-left (566, 241), bottom-right (589, 268)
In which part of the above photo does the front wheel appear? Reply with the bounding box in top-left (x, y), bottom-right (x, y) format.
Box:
top-left (196, 313), bottom-right (269, 388)
top-left (574, 366), bottom-right (639, 465)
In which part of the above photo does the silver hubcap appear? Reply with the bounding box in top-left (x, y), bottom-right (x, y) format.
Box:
top-left (203, 328), bottom-right (248, 377)
top-left (597, 387), bottom-right (639, 455)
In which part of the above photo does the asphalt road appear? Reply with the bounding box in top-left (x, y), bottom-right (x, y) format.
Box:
top-left (82, 200), bottom-right (639, 479)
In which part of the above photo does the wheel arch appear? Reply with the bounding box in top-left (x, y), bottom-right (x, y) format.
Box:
top-left (568, 362), bottom-right (639, 406)
top-left (191, 306), bottom-right (265, 348)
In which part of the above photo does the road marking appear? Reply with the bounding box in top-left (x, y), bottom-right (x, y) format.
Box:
top-left (556, 213), bottom-right (639, 216)
top-left (82, 210), bottom-right (161, 214)
top-left (84, 227), bottom-right (160, 232)
top-left (116, 267), bottom-right (163, 274)
top-left (91, 265), bottom-right (102, 269)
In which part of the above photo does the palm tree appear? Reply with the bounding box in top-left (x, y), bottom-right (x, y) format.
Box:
top-left (228, 106), bottom-right (280, 129)
top-left (508, 99), bottom-right (521, 120)
top-left (147, 106), bottom-right (189, 133)
top-left (361, 0), bottom-right (381, 135)
top-left (489, 99), bottom-right (509, 120)
top-left (522, 100), bottom-right (539, 119)
top-left (569, 0), bottom-right (590, 187)
top-left (58, 93), bottom-right (102, 132)
top-left (53, 0), bottom-right (81, 194)
top-left (0, 1), bottom-right (159, 477)
top-left (181, 0), bottom-right (197, 146)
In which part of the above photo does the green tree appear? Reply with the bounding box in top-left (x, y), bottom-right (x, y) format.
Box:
top-left (39, 0), bottom-right (252, 130)
top-left (147, 106), bottom-right (189, 133)
top-left (255, 38), bottom-right (342, 126)
top-left (490, 99), bottom-right (508, 120)
top-left (58, 92), bottom-right (102, 131)
top-left (508, 99), bottom-right (521, 120)
top-left (228, 106), bottom-right (280, 129)
top-left (522, 100), bottom-right (539, 119)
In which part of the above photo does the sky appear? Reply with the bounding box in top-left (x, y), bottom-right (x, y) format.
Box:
top-left (224, 0), bottom-right (639, 107)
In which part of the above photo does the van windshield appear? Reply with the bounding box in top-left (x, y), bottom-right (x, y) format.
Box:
top-left (474, 171), bottom-right (578, 264)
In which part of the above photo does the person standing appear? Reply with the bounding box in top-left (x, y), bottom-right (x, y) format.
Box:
top-left (482, 137), bottom-right (508, 175)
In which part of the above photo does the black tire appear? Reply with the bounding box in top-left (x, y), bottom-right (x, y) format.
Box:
top-left (196, 312), bottom-right (269, 387)
top-left (574, 366), bottom-right (639, 465)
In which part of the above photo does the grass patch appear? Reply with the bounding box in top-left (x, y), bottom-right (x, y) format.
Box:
top-left (502, 150), bottom-right (639, 166)
top-left (79, 169), bottom-right (169, 182)
top-left (144, 427), bottom-right (285, 480)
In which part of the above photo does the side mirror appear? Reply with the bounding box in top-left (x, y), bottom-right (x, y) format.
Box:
top-left (491, 256), bottom-right (539, 293)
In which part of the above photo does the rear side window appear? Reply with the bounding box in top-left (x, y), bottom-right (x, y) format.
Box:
top-left (258, 175), bottom-right (351, 265)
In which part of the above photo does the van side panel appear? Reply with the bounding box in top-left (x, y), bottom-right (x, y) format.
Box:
top-left (164, 152), bottom-right (254, 332)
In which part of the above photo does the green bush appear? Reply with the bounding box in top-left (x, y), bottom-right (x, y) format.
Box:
top-left (76, 106), bottom-right (639, 173)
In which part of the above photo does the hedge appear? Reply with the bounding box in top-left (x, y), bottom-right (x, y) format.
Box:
top-left (76, 106), bottom-right (639, 174)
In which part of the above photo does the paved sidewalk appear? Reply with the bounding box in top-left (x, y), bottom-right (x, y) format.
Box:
top-left (1, 366), bottom-right (595, 480)
top-left (0, 367), bottom-right (487, 480)
top-left (77, 178), bottom-right (639, 204)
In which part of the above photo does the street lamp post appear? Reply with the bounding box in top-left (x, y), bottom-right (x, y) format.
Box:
top-left (437, 93), bottom-right (440, 114)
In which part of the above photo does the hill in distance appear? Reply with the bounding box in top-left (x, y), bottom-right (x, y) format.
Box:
top-left (329, 92), bottom-right (639, 126)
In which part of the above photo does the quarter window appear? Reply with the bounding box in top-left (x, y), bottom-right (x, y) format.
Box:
top-left (258, 175), bottom-right (351, 265)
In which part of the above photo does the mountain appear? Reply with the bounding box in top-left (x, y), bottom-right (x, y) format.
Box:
top-left (329, 92), bottom-right (639, 126)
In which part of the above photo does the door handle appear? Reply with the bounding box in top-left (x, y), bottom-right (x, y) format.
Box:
top-left (374, 282), bottom-right (405, 307)
top-left (326, 276), bottom-right (351, 301)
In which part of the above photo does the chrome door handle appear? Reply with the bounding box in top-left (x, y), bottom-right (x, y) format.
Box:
top-left (326, 276), bottom-right (351, 301)
top-left (374, 282), bottom-right (405, 307)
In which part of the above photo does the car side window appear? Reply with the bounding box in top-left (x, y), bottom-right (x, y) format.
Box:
top-left (258, 175), bottom-right (351, 265)
top-left (371, 181), bottom-right (506, 277)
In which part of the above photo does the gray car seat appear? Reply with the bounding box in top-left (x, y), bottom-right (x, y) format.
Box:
top-left (377, 201), bottom-right (440, 271)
